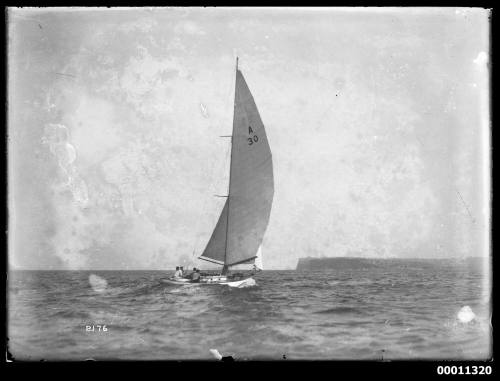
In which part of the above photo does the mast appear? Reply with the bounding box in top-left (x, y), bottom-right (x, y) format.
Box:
top-left (221, 57), bottom-right (239, 276)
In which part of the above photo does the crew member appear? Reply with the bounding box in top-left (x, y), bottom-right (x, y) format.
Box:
top-left (191, 269), bottom-right (201, 283)
top-left (174, 266), bottom-right (182, 278)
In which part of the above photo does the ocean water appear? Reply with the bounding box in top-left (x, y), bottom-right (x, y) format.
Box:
top-left (8, 262), bottom-right (491, 360)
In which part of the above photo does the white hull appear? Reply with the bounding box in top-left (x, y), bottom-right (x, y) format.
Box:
top-left (160, 275), bottom-right (256, 288)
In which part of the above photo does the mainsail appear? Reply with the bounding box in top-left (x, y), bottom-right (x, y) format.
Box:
top-left (199, 60), bottom-right (274, 271)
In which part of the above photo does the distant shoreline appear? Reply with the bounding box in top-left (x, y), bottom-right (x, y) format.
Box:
top-left (296, 256), bottom-right (489, 271)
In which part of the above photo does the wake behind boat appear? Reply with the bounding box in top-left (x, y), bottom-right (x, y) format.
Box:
top-left (161, 58), bottom-right (273, 288)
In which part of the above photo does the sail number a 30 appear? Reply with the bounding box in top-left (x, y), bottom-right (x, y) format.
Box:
top-left (248, 126), bottom-right (259, 145)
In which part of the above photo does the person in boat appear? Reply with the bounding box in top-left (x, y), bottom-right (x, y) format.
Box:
top-left (230, 272), bottom-right (244, 280)
top-left (179, 266), bottom-right (184, 277)
top-left (191, 269), bottom-right (201, 283)
top-left (184, 268), bottom-right (195, 279)
top-left (174, 266), bottom-right (182, 278)
top-left (253, 264), bottom-right (261, 273)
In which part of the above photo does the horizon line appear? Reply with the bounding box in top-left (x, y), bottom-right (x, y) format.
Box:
top-left (9, 256), bottom-right (489, 271)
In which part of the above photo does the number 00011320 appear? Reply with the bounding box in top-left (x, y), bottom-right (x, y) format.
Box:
top-left (437, 366), bottom-right (492, 375)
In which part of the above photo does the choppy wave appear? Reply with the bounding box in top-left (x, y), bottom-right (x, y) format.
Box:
top-left (314, 306), bottom-right (364, 315)
top-left (7, 264), bottom-right (491, 360)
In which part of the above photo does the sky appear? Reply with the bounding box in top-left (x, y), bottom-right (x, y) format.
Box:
top-left (8, 7), bottom-right (490, 270)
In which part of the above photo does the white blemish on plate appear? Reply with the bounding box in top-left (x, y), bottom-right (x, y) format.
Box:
top-left (457, 305), bottom-right (476, 323)
top-left (89, 274), bottom-right (108, 293)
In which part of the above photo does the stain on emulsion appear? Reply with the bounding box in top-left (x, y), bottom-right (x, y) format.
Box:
top-left (200, 103), bottom-right (209, 118)
top-left (89, 274), bottom-right (108, 293)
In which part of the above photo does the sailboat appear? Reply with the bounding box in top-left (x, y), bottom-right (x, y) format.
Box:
top-left (163, 58), bottom-right (274, 287)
